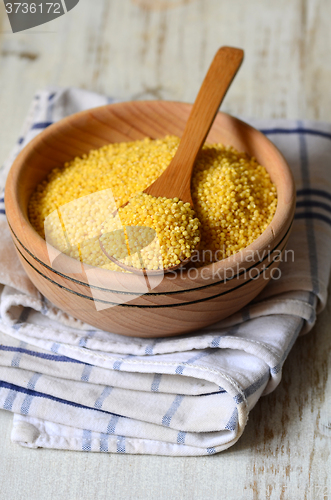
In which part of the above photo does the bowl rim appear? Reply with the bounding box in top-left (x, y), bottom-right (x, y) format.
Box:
top-left (5, 100), bottom-right (296, 295)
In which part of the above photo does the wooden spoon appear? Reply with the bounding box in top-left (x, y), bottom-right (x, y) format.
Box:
top-left (101, 46), bottom-right (244, 275)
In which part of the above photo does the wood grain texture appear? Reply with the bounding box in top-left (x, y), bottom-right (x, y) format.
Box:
top-left (0, 0), bottom-right (331, 498)
top-left (5, 101), bottom-right (295, 336)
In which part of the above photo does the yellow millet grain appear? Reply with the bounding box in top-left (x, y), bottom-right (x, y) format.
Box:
top-left (43, 189), bottom-right (121, 270)
top-left (29, 136), bottom-right (179, 238)
top-left (192, 143), bottom-right (277, 261)
top-left (100, 193), bottom-right (200, 270)
top-left (28, 136), bottom-right (277, 271)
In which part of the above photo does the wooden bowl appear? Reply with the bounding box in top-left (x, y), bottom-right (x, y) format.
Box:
top-left (5, 101), bottom-right (296, 338)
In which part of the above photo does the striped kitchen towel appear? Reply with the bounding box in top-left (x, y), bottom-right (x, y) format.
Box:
top-left (0, 87), bottom-right (330, 456)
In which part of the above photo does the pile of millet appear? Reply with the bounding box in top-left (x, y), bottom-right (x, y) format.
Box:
top-left (100, 193), bottom-right (201, 270)
top-left (28, 136), bottom-right (277, 271)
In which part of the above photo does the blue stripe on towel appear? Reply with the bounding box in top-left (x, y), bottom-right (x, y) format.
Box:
top-left (162, 394), bottom-right (185, 427)
top-left (0, 380), bottom-right (125, 417)
top-left (197, 389), bottom-right (226, 397)
top-left (113, 360), bottom-right (123, 370)
top-left (295, 212), bottom-right (331, 228)
top-left (82, 429), bottom-right (92, 451)
top-left (27, 373), bottom-right (42, 390)
top-left (3, 389), bottom-right (18, 411)
top-left (261, 127), bottom-right (331, 141)
top-left (298, 122), bottom-right (320, 298)
top-left (113, 354), bottom-right (134, 371)
top-left (11, 341), bottom-right (28, 367)
top-left (100, 433), bottom-right (109, 452)
top-left (145, 344), bottom-right (154, 355)
top-left (271, 319), bottom-right (304, 374)
top-left (40, 295), bottom-right (48, 314)
top-left (106, 415), bottom-right (120, 435)
top-left (94, 386), bottom-right (113, 409)
top-left (116, 436), bottom-right (126, 453)
top-left (31, 122), bottom-right (53, 130)
top-left (175, 351), bottom-right (213, 376)
top-left (50, 343), bottom-right (60, 353)
top-left (297, 188), bottom-right (331, 202)
top-left (78, 330), bottom-right (96, 348)
top-left (296, 200), bottom-right (331, 214)
top-left (79, 338), bottom-right (87, 348)
top-left (211, 336), bottom-right (221, 347)
top-left (177, 431), bottom-right (186, 444)
top-left (151, 373), bottom-right (162, 392)
top-left (21, 394), bottom-right (34, 415)
top-left (210, 324), bottom-right (241, 349)
top-left (13, 308), bottom-right (31, 330)
top-left (81, 364), bottom-right (93, 382)
top-left (0, 345), bottom-right (86, 364)
top-left (144, 338), bottom-right (163, 355)
top-left (234, 371), bottom-right (270, 404)
top-left (225, 408), bottom-right (238, 431)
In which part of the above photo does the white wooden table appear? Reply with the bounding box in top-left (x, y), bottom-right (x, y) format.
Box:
top-left (0, 1), bottom-right (330, 498)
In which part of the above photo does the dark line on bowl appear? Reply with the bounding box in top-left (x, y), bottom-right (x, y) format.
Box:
top-left (14, 239), bottom-right (288, 309)
top-left (8, 218), bottom-right (293, 297)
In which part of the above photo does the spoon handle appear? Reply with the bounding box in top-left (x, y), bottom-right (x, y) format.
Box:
top-left (145, 46), bottom-right (244, 203)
